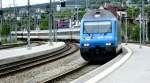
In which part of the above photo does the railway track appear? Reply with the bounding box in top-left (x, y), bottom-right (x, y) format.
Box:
top-left (0, 44), bottom-right (127, 83)
top-left (43, 48), bottom-right (127, 83)
top-left (22, 48), bottom-right (126, 83)
top-left (0, 41), bottom-right (44, 49)
top-left (0, 43), bottom-right (79, 77)
top-left (24, 47), bottom-right (127, 83)
top-left (0, 42), bottom-right (27, 49)
top-left (49, 64), bottom-right (100, 83)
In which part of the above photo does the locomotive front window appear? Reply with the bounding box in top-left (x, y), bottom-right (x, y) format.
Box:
top-left (83, 21), bottom-right (112, 34)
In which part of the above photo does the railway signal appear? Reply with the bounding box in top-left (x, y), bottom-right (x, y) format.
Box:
top-left (60, 1), bottom-right (66, 7)
top-left (0, 10), bottom-right (2, 15)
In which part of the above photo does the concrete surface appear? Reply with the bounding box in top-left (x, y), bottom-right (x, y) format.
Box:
top-left (71, 44), bottom-right (132, 83)
top-left (0, 42), bottom-right (65, 65)
top-left (99, 44), bottom-right (150, 83)
top-left (72, 44), bottom-right (150, 83)
top-left (0, 47), bottom-right (81, 83)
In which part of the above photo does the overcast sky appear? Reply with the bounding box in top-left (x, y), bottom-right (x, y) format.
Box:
top-left (2, 0), bottom-right (60, 8)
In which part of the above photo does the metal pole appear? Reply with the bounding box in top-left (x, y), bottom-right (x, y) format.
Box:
top-left (49, 0), bottom-right (53, 45)
top-left (53, 0), bottom-right (56, 42)
top-left (13, 0), bottom-right (17, 42)
top-left (146, 13), bottom-right (148, 42)
top-left (142, 0), bottom-right (145, 44)
top-left (27, 0), bottom-right (31, 49)
top-left (143, 18), bottom-right (145, 44)
top-left (21, 12), bottom-right (23, 39)
top-left (125, 12), bottom-right (128, 45)
top-left (75, 0), bottom-right (79, 25)
top-left (120, 13), bottom-right (122, 41)
top-left (86, 0), bottom-right (87, 9)
top-left (139, 12), bottom-right (142, 48)
top-left (0, 0), bottom-right (2, 44)
top-left (86, 0), bottom-right (88, 10)
top-left (77, 7), bottom-right (79, 24)
top-left (132, 5), bottom-right (134, 18)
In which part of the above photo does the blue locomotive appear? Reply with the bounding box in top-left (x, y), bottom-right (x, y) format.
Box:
top-left (80, 9), bottom-right (122, 62)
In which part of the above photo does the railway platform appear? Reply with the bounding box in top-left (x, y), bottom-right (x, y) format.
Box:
top-left (0, 42), bottom-right (65, 66)
top-left (72, 44), bottom-right (150, 83)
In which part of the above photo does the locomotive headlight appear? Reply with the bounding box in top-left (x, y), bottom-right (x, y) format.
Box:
top-left (84, 43), bottom-right (90, 47)
top-left (84, 37), bottom-right (91, 40)
top-left (106, 43), bottom-right (112, 46)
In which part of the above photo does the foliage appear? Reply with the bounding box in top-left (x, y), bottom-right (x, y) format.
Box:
top-left (40, 15), bottom-right (48, 30)
top-left (1, 23), bottom-right (11, 36)
top-left (121, 22), bottom-right (140, 41)
top-left (55, 9), bottom-right (74, 20)
top-left (133, 0), bottom-right (148, 4)
top-left (127, 7), bottom-right (140, 18)
top-left (78, 11), bottom-right (86, 20)
top-left (128, 23), bottom-right (140, 41)
top-left (127, 5), bottom-right (150, 41)
top-left (145, 5), bottom-right (150, 18)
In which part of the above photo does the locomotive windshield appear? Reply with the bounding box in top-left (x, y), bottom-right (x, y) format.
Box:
top-left (83, 21), bottom-right (112, 34)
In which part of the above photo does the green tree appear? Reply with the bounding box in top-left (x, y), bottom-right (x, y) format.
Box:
top-left (78, 11), bottom-right (86, 19)
top-left (133, 0), bottom-right (148, 4)
top-left (1, 23), bottom-right (10, 36)
top-left (40, 15), bottom-right (48, 30)
top-left (127, 7), bottom-right (140, 18)
top-left (128, 23), bottom-right (139, 41)
top-left (55, 9), bottom-right (74, 20)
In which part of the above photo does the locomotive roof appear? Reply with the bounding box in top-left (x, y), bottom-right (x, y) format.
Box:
top-left (83, 9), bottom-right (116, 20)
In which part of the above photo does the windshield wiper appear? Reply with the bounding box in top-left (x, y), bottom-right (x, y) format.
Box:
top-left (101, 32), bottom-right (110, 35)
top-left (84, 28), bottom-right (90, 36)
top-left (90, 33), bottom-right (94, 39)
